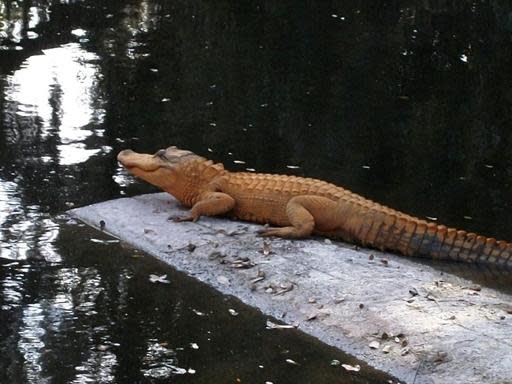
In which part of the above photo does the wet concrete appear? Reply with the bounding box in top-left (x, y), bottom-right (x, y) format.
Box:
top-left (70, 193), bottom-right (512, 384)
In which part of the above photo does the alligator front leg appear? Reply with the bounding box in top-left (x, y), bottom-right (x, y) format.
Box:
top-left (172, 192), bottom-right (235, 222)
top-left (259, 196), bottom-right (338, 238)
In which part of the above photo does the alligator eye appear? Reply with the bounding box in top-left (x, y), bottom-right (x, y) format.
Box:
top-left (154, 149), bottom-right (168, 160)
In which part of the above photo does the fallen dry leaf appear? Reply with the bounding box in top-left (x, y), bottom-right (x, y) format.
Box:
top-left (217, 276), bottom-right (230, 286)
top-left (266, 320), bottom-right (296, 330)
top-left (369, 341), bottom-right (380, 349)
top-left (149, 274), bottom-right (170, 284)
top-left (285, 358), bottom-right (299, 366)
top-left (341, 363), bottom-right (361, 372)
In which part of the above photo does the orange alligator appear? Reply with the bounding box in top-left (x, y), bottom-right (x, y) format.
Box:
top-left (117, 146), bottom-right (512, 266)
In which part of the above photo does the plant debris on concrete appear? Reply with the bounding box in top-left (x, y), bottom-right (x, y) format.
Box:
top-left (70, 193), bottom-right (512, 384)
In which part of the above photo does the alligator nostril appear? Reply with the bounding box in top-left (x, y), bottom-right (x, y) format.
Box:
top-left (117, 149), bottom-right (134, 161)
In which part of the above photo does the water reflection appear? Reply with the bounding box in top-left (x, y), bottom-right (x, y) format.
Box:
top-left (141, 340), bottom-right (188, 378)
top-left (0, 1), bottom-right (48, 48)
top-left (18, 303), bottom-right (47, 383)
top-left (1, 224), bottom-right (396, 383)
top-left (0, 177), bottom-right (60, 262)
top-left (5, 42), bottom-right (107, 165)
top-left (0, 179), bottom-right (19, 240)
top-left (72, 349), bottom-right (117, 384)
top-left (1, 264), bottom-right (24, 310)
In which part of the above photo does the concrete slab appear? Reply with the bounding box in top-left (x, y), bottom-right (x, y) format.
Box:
top-left (69, 193), bottom-right (512, 384)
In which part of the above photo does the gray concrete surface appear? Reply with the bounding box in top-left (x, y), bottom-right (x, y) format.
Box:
top-left (69, 193), bottom-right (512, 384)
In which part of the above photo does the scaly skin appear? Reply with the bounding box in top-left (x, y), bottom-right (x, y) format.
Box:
top-left (117, 146), bottom-right (512, 267)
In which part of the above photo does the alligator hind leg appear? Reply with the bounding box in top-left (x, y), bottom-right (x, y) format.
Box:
top-left (258, 196), bottom-right (338, 238)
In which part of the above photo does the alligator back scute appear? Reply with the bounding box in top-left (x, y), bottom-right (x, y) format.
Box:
top-left (429, 225), bottom-right (447, 259)
top-left (499, 244), bottom-right (512, 266)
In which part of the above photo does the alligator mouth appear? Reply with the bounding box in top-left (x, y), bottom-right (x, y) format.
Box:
top-left (123, 164), bottom-right (160, 173)
top-left (117, 150), bottom-right (162, 172)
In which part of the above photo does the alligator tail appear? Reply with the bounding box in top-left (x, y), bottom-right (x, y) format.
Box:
top-left (341, 198), bottom-right (512, 266)
top-left (402, 222), bottom-right (512, 266)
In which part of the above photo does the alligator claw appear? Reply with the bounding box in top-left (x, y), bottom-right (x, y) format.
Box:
top-left (257, 228), bottom-right (279, 237)
top-left (168, 215), bottom-right (196, 223)
top-left (256, 224), bottom-right (271, 236)
top-left (257, 226), bottom-right (308, 239)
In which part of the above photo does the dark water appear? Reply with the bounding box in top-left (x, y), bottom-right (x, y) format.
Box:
top-left (1, 0), bottom-right (512, 382)
top-left (2, 222), bottom-right (393, 383)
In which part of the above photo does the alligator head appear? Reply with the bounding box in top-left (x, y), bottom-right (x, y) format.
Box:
top-left (117, 146), bottom-right (205, 190)
top-left (117, 146), bottom-right (225, 205)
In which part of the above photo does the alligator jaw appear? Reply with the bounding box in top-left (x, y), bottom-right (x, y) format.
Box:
top-left (118, 146), bottom-right (203, 171)
top-left (117, 149), bottom-right (165, 172)
top-left (117, 146), bottom-right (205, 194)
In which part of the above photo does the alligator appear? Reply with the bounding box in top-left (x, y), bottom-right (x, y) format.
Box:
top-left (117, 146), bottom-right (512, 267)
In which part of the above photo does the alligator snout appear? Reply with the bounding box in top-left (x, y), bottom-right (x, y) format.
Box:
top-left (117, 149), bottom-right (164, 172)
top-left (117, 149), bottom-right (135, 162)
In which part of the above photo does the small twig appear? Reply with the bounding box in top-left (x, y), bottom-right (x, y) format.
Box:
top-left (412, 358), bottom-right (423, 384)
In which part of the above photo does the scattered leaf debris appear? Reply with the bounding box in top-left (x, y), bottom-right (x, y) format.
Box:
top-left (426, 293), bottom-right (438, 302)
top-left (369, 341), bottom-right (380, 349)
top-left (266, 320), bottom-right (297, 330)
top-left (505, 307), bottom-right (512, 315)
top-left (341, 363), bottom-right (360, 372)
top-left (208, 251), bottom-right (225, 260)
top-left (90, 238), bottom-right (120, 244)
top-left (433, 351), bottom-right (449, 364)
top-left (274, 282), bottom-right (294, 295)
top-left (230, 257), bottom-right (255, 269)
top-left (192, 309), bottom-right (205, 316)
top-left (261, 241), bottom-right (273, 256)
top-left (149, 274), bottom-right (170, 284)
top-left (217, 276), bottom-right (230, 286)
top-left (250, 269), bottom-right (266, 284)
top-left (285, 358), bottom-right (299, 365)
top-left (467, 284), bottom-right (481, 292)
